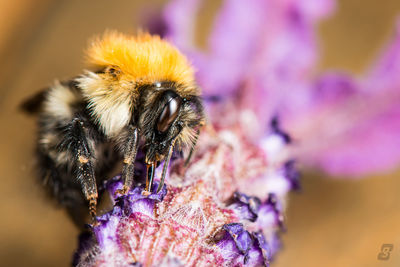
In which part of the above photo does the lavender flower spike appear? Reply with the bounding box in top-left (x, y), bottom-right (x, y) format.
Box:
top-left (74, 118), bottom-right (293, 266)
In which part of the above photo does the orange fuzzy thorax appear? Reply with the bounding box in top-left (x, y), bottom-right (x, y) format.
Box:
top-left (86, 31), bottom-right (195, 86)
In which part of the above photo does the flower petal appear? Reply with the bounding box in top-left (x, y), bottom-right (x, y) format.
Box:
top-left (287, 24), bottom-right (400, 175)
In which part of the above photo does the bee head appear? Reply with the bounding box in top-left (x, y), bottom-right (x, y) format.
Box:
top-left (137, 82), bottom-right (203, 164)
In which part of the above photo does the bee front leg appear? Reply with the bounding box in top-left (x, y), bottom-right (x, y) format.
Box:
top-left (116, 125), bottom-right (139, 195)
top-left (67, 118), bottom-right (99, 223)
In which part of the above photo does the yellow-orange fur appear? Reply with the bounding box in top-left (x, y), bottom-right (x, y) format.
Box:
top-left (86, 31), bottom-right (196, 89)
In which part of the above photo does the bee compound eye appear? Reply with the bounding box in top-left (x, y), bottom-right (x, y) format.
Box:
top-left (157, 96), bottom-right (182, 133)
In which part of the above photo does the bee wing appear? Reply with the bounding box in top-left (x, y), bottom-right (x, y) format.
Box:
top-left (20, 88), bottom-right (49, 115)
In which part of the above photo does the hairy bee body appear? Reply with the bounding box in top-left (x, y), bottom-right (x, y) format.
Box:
top-left (24, 32), bottom-right (204, 225)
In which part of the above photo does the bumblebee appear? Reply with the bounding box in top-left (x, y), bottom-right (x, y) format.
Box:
top-left (22, 32), bottom-right (204, 224)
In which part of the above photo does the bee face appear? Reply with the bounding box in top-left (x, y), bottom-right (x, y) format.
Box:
top-left (137, 82), bottom-right (202, 164)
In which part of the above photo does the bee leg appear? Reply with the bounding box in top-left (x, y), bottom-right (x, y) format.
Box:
top-left (116, 126), bottom-right (139, 196)
top-left (68, 118), bottom-right (99, 223)
top-left (145, 162), bottom-right (156, 193)
top-left (184, 129), bottom-right (200, 167)
top-left (78, 160), bottom-right (97, 223)
top-left (156, 142), bottom-right (175, 193)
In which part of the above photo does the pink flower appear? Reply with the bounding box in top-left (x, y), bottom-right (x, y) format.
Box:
top-left (163, 0), bottom-right (400, 176)
top-left (287, 23), bottom-right (400, 175)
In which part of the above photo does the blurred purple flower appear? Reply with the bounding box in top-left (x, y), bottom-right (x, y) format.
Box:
top-left (74, 0), bottom-right (400, 266)
top-left (163, 0), bottom-right (400, 176)
top-left (287, 22), bottom-right (400, 175)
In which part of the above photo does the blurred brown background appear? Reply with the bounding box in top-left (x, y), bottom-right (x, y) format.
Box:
top-left (0, 0), bottom-right (399, 266)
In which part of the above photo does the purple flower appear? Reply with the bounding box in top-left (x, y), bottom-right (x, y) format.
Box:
top-left (162, 0), bottom-right (400, 176)
top-left (74, 0), bottom-right (400, 266)
top-left (74, 122), bottom-right (291, 266)
top-left (287, 24), bottom-right (400, 175)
